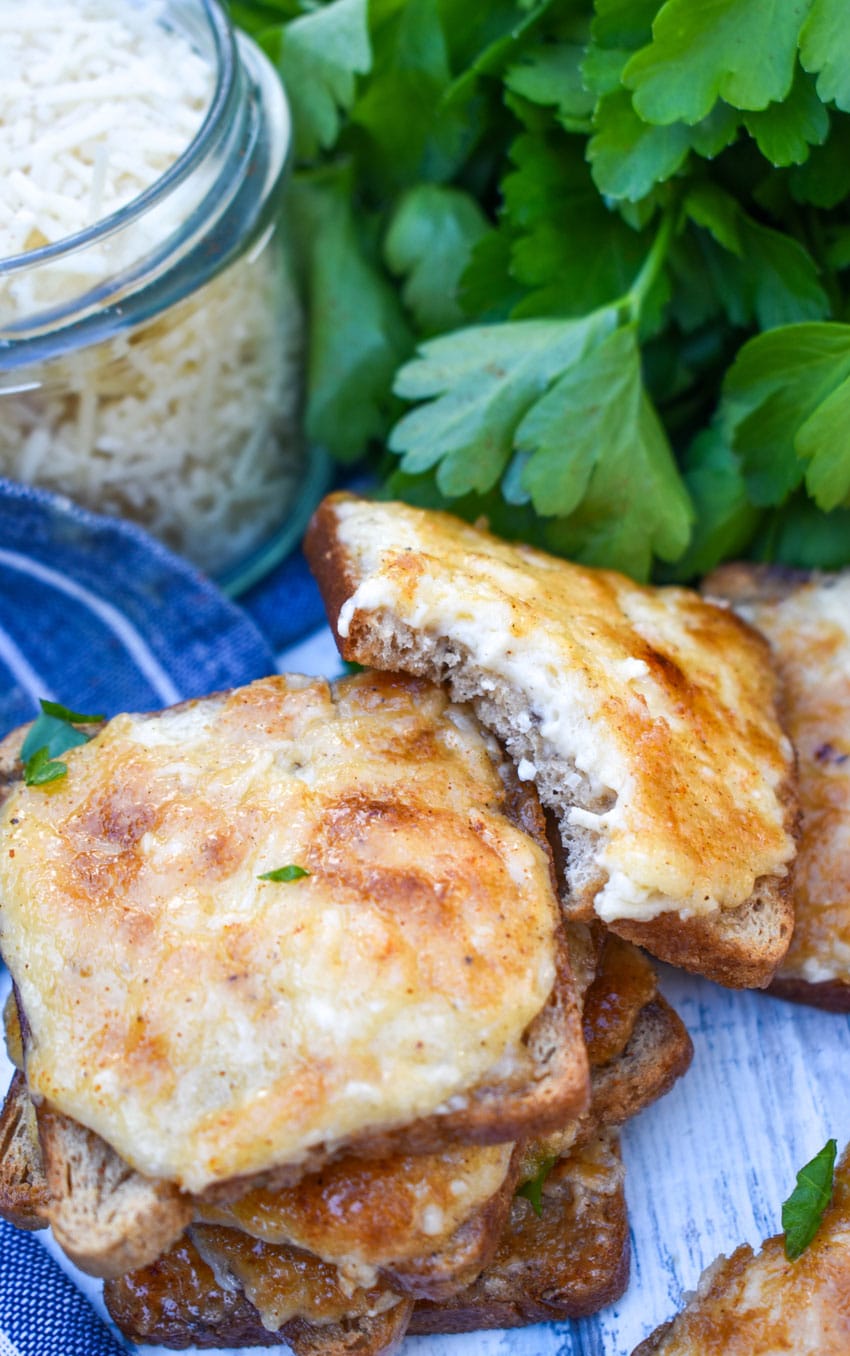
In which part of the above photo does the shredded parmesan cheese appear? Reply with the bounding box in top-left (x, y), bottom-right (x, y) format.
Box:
top-left (0, 0), bottom-right (302, 577)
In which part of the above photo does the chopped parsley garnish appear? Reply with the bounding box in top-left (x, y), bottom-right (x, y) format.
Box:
top-left (258, 865), bottom-right (311, 882)
top-left (23, 747), bottom-right (69, 787)
top-left (782, 1137), bottom-right (837, 1260)
top-left (20, 699), bottom-right (105, 788)
top-left (516, 1155), bottom-right (557, 1218)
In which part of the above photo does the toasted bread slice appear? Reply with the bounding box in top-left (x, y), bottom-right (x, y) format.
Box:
top-left (306, 495), bottom-right (797, 988)
top-left (632, 1142), bottom-right (850, 1354)
top-left (0, 672), bottom-right (588, 1198)
top-left (409, 1130), bottom-right (629, 1333)
top-left (0, 1070), bottom-right (49, 1230)
top-left (705, 563), bottom-right (850, 1010)
top-left (103, 1234), bottom-right (413, 1354)
top-left (36, 1103), bottom-right (193, 1279)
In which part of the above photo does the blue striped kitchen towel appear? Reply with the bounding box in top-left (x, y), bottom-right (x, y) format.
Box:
top-left (0, 478), bottom-right (276, 733)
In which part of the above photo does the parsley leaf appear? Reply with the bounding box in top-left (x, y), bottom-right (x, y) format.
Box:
top-left (389, 309), bottom-right (618, 496)
top-left (624, 0), bottom-right (805, 126)
top-left (23, 747), bottom-right (68, 788)
top-left (782, 1138), bottom-right (837, 1261)
top-left (799, 0), bottom-right (850, 115)
top-left (755, 493), bottom-right (850, 570)
top-left (38, 701), bottom-right (104, 724)
top-left (384, 186), bottom-right (490, 335)
top-left (267, 0), bottom-right (371, 160)
top-left (292, 171), bottom-right (412, 463)
top-left (588, 88), bottom-right (691, 202)
top-left (20, 701), bottom-right (102, 765)
top-left (741, 67), bottom-right (828, 168)
top-left (721, 322), bottom-right (850, 507)
top-left (504, 44), bottom-right (595, 130)
top-left (664, 428), bottom-right (761, 580)
top-left (258, 865), bottom-right (311, 882)
top-left (517, 1156), bottom-right (556, 1216)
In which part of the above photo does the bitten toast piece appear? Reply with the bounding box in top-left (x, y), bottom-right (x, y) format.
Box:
top-left (632, 1142), bottom-right (850, 1355)
top-left (0, 672), bottom-right (588, 1202)
top-left (306, 495), bottom-right (798, 988)
top-left (706, 564), bottom-right (850, 1010)
top-left (103, 1234), bottom-right (412, 1354)
top-left (409, 1130), bottom-right (630, 1333)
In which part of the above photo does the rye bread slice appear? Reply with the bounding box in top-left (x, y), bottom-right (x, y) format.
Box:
top-left (35, 1102), bottom-right (193, 1279)
top-left (305, 494), bottom-right (798, 989)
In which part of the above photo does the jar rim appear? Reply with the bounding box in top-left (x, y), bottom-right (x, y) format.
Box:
top-left (0, 0), bottom-right (238, 277)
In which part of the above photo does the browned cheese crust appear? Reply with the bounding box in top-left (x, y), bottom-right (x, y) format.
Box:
top-left (0, 672), bottom-right (589, 1209)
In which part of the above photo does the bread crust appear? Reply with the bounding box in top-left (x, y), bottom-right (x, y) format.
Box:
top-left (767, 974), bottom-right (850, 1012)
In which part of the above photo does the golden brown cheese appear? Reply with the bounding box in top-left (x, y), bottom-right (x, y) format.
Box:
top-left (0, 673), bottom-right (559, 1192)
top-left (635, 1148), bottom-right (850, 1355)
top-left (190, 1224), bottom-right (403, 1333)
top-left (197, 1143), bottom-right (513, 1277)
top-left (330, 498), bottom-right (796, 924)
top-left (715, 573), bottom-right (850, 985)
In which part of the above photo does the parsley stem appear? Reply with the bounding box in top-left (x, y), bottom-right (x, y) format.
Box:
top-left (621, 206), bottom-right (677, 327)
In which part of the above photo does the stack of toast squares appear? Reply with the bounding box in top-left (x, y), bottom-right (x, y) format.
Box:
top-left (1, 493), bottom-right (844, 1352)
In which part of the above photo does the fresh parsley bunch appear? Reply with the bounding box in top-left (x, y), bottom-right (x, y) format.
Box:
top-left (235, 0), bottom-right (850, 581)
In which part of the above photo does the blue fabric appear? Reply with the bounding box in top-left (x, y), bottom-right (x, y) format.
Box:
top-left (0, 478), bottom-right (276, 734)
top-left (0, 1221), bottom-right (129, 1356)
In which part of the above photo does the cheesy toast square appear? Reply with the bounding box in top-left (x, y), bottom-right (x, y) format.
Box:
top-left (706, 564), bottom-right (850, 1010)
top-left (306, 495), bottom-right (798, 988)
top-left (0, 672), bottom-right (587, 1194)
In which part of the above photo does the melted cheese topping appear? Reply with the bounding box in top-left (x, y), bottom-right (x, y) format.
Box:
top-left (0, 673), bottom-right (558, 1192)
top-left (190, 1225), bottom-right (402, 1332)
top-left (331, 497), bottom-right (796, 923)
top-left (646, 1153), bottom-right (850, 1355)
top-left (197, 1142), bottom-right (513, 1273)
top-left (726, 575), bottom-right (850, 985)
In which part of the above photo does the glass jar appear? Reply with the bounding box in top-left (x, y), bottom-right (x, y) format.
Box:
top-left (0, 0), bottom-right (325, 592)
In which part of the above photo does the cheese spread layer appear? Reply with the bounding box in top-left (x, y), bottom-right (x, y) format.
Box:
top-left (0, 673), bottom-right (558, 1192)
top-left (715, 571), bottom-right (850, 985)
top-left (197, 1142), bottom-right (513, 1270)
top-left (330, 496), bottom-right (796, 924)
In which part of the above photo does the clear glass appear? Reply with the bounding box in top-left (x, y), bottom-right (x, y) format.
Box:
top-left (0, 0), bottom-right (321, 588)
